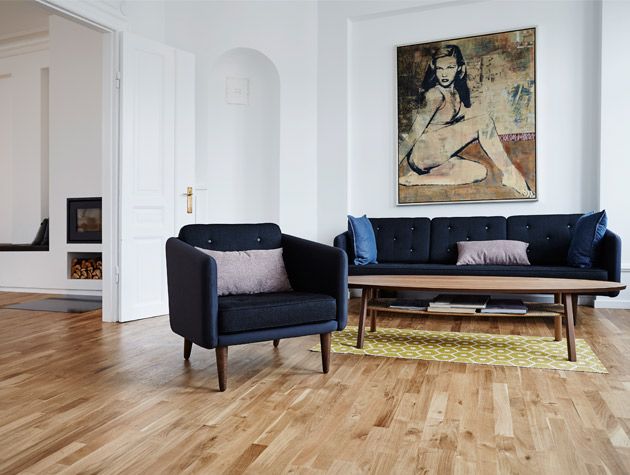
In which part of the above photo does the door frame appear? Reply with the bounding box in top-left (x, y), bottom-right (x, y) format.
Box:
top-left (36, 0), bottom-right (123, 322)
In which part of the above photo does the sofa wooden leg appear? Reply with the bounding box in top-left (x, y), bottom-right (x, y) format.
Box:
top-left (273, 339), bottom-right (280, 348)
top-left (184, 339), bottom-right (192, 360)
top-left (216, 346), bottom-right (228, 392)
top-left (320, 332), bottom-right (331, 374)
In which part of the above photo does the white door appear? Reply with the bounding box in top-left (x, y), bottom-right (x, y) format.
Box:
top-left (119, 33), bottom-right (195, 322)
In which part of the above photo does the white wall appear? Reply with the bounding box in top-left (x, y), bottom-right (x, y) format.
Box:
top-left (164, 0), bottom-right (318, 238)
top-left (316, 0), bottom-right (602, 242)
top-left (0, 49), bottom-right (49, 243)
top-left (349, 0), bottom-right (600, 218)
top-left (0, 14), bottom-right (103, 294)
top-left (597, 0), bottom-right (630, 308)
top-left (204, 48), bottom-right (280, 224)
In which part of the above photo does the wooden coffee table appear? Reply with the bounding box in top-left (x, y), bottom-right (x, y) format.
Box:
top-left (348, 275), bottom-right (626, 362)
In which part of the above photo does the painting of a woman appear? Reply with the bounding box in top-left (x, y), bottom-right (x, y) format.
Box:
top-left (397, 29), bottom-right (536, 204)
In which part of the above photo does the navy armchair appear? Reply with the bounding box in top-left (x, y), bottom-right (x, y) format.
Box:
top-left (165, 223), bottom-right (348, 391)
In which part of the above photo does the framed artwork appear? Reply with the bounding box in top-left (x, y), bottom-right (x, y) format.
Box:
top-left (396, 28), bottom-right (536, 205)
top-left (67, 197), bottom-right (102, 243)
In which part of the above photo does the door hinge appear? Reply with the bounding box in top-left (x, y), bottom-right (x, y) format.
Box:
top-left (114, 266), bottom-right (120, 284)
top-left (115, 71), bottom-right (121, 89)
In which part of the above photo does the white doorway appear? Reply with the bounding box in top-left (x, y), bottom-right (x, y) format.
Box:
top-left (31, 1), bottom-right (197, 322)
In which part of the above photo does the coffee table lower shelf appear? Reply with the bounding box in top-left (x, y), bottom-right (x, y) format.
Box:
top-left (360, 299), bottom-right (567, 360)
top-left (370, 299), bottom-right (563, 318)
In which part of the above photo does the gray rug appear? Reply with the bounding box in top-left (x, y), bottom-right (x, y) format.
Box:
top-left (3, 296), bottom-right (102, 313)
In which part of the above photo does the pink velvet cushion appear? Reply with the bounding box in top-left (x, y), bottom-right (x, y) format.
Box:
top-left (195, 247), bottom-right (293, 296)
top-left (456, 240), bottom-right (531, 266)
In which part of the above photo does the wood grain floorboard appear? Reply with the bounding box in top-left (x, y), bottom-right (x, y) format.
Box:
top-left (1, 292), bottom-right (629, 474)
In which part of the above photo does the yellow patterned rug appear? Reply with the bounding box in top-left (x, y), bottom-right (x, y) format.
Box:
top-left (311, 326), bottom-right (607, 373)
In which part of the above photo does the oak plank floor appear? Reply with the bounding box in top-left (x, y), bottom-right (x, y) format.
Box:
top-left (1, 291), bottom-right (629, 474)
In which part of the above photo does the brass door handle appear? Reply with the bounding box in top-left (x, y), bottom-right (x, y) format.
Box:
top-left (186, 187), bottom-right (193, 214)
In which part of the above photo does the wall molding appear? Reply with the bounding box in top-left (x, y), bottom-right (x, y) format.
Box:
top-left (595, 267), bottom-right (630, 309)
top-left (38, 0), bottom-right (127, 32)
top-left (0, 30), bottom-right (49, 59)
top-left (0, 286), bottom-right (102, 297)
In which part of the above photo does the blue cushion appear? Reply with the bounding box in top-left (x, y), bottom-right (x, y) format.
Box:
top-left (348, 215), bottom-right (377, 265)
top-left (567, 210), bottom-right (608, 268)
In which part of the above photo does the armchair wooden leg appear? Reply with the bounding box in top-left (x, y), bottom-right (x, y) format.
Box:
top-left (216, 346), bottom-right (228, 392)
top-left (320, 332), bottom-right (331, 374)
top-left (273, 339), bottom-right (280, 347)
top-left (184, 339), bottom-right (192, 360)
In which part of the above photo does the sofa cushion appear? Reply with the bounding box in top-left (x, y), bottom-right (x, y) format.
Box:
top-left (348, 263), bottom-right (609, 280)
top-left (218, 292), bottom-right (336, 334)
top-left (507, 214), bottom-right (581, 265)
top-left (196, 248), bottom-right (292, 296)
top-left (348, 215), bottom-right (378, 265)
top-left (369, 217), bottom-right (431, 263)
top-left (456, 240), bottom-right (530, 266)
top-left (430, 217), bottom-right (507, 264)
top-left (567, 210), bottom-right (608, 268)
top-left (179, 223), bottom-right (282, 251)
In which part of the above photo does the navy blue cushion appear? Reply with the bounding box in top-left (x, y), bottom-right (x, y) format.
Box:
top-left (348, 263), bottom-right (608, 281)
top-left (370, 218), bottom-right (431, 263)
top-left (348, 215), bottom-right (377, 265)
top-left (567, 211), bottom-right (608, 268)
top-left (507, 214), bottom-right (581, 265)
top-left (218, 292), bottom-right (336, 334)
top-left (429, 217), bottom-right (507, 264)
top-left (179, 223), bottom-right (282, 251)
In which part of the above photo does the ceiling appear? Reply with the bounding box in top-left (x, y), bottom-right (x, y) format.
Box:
top-left (0, 1), bottom-right (51, 40)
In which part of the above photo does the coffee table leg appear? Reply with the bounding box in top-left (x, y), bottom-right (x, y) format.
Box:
top-left (357, 288), bottom-right (370, 349)
top-left (563, 293), bottom-right (577, 362)
top-left (553, 293), bottom-right (562, 341)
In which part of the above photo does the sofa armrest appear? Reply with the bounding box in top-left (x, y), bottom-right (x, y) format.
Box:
top-left (165, 237), bottom-right (219, 348)
top-left (599, 229), bottom-right (622, 282)
top-left (282, 234), bottom-right (348, 330)
top-left (333, 232), bottom-right (349, 252)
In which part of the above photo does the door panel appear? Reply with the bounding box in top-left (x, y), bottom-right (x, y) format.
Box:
top-left (119, 33), bottom-right (194, 322)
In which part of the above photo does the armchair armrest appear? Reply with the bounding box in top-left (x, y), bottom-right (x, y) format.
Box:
top-left (282, 234), bottom-right (348, 330)
top-left (165, 238), bottom-right (219, 348)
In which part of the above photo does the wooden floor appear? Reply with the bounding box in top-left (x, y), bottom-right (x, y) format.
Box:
top-left (1, 291), bottom-right (630, 474)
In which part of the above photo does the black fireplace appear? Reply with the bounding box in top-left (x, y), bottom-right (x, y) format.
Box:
top-left (67, 197), bottom-right (102, 243)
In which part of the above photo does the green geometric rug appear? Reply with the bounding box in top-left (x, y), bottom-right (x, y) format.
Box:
top-left (311, 326), bottom-right (607, 373)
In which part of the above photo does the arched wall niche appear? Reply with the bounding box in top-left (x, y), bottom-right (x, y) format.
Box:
top-left (204, 47), bottom-right (280, 224)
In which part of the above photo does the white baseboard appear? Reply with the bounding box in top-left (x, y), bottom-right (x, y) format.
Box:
top-left (594, 298), bottom-right (630, 309)
top-left (0, 286), bottom-right (102, 297)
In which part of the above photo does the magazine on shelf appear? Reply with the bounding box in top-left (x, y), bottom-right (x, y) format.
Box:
top-left (429, 294), bottom-right (490, 309)
top-left (427, 306), bottom-right (478, 314)
top-left (388, 299), bottom-right (430, 310)
top-left (480, 299), bottom-right (528, 314)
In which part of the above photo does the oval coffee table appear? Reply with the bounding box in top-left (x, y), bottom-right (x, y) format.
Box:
top-left (348, 275), bottom-right (626, 362)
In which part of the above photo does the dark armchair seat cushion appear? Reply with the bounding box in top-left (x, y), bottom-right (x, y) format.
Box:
top-left (348, 263), bottom-right (609, 281)
top-left (218, 292), bottom-right (336, 334)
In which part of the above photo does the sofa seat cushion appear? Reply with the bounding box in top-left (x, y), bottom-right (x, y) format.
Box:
top-left (218, 292), bottom-right (336, 334)
top-left (348, 263), bottom-right (609, 280)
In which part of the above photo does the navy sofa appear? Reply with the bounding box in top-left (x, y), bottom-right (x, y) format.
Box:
top-left (334, 214), bottom-right (622, 299)
top-left (166, 223), bottom-right (348, 391)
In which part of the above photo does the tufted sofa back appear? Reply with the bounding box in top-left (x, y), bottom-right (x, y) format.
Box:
top-left (338, 214), bottom-right (588, 266)
top-left (507, 214), bottom-right (582, 265)
top-left (369, 218), bottom-right (431, 263)
top-left (178, 223), bottom-right (282, 251)
top-left (429, 216), bottom-right (506, 264)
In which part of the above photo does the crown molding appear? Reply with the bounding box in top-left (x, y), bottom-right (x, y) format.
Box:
top-left (0, 30), bottom-right (49, 59)
top-left (36, 0), bottom-right (127, 32)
